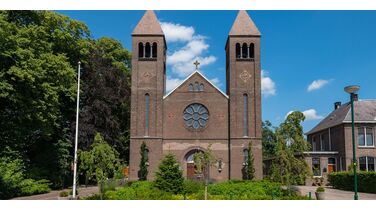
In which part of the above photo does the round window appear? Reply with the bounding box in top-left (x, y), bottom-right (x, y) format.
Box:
top-left (183, 103), bottom-right (209, 129)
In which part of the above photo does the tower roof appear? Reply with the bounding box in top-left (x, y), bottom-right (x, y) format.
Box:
top-left (132, 10), bottom-right (164, 36)
top-left (229, 10), bottom-right (261, 36)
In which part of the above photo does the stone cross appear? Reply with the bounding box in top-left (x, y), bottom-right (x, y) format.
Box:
top-left (194, 60), bottom-right (200, 70)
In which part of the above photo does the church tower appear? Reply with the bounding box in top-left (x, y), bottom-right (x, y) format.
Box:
top-left (129, 11), bottom-right (166, 180)
top-left (226, 11), bottom-right (263, 179)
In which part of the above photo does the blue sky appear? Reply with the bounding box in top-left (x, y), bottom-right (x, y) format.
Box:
top-left (58, 10), bottom-right (376, 133)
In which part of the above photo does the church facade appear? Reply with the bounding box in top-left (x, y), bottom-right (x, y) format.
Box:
top-left (129, 10), bottom-right (263, 181)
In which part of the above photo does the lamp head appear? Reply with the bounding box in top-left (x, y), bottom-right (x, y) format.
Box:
top-left (344, 85), bottom-right (360, 94)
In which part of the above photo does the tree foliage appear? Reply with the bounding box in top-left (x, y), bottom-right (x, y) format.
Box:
top-left (78, 132), bottom-right (119, 185)
top-left (268, 111), bottom-right (310, 186)
top-left (154, 153), bottom-right (184, 194)
top-left (262, 121), bottom-right (277, 159)
top-left (138, 142), bottom-right (148, 181)
top-left (0, 10), bottom-right (131, 190)
top-left (244, 141), bottom-right (255, 180)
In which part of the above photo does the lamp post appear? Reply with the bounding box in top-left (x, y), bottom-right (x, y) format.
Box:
top-left (344, 85), bottom-right (360, 200)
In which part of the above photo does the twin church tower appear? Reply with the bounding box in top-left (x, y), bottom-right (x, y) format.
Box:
top-left (129, 11), bottom-right (262, 181)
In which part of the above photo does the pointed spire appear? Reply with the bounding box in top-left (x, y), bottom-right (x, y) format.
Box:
top-left (229, 10), bottom-right (260, 36)
top-left (132, 10), bottom-right (164, 35)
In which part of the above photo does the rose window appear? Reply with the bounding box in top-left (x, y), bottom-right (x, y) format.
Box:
top-left (183, 103), bottom-right (209, 129)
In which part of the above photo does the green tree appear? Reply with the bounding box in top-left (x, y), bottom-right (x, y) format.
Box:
top-left (244, 141), bottom-right (255, 180)
top-left (0, 11), bottom-right (132, 189)
top-left (262, 121), bottom-right (277, 159)
top-left (269, 111), bottom-right (310, 186)
top-left (78, 133), bottom-right (119, 185)
top-left (138, 142), bottom-right (148, 181)
top-left (154, 153), bottom-right (184, 194)
top-left (193, 144), bottom-right (217, 200)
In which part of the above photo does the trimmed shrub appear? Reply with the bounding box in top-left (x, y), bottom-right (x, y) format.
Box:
top-left (183, 180), bottom-right (205, 194)
top-left (154, 153), bottom-right (184, 194)
top-left (59, 191), bottom-right (69, 197)
top-left (328, 171), bottom-right (376, 194)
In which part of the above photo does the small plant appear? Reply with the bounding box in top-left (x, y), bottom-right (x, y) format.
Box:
top-left (69, 189), bottom-right (79, 195)
top-left (316, 186), bottom-right (325, 193)
top-left (59, 191), bottom-right (69, 197)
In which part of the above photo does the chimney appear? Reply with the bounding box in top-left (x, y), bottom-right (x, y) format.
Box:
top-left (334, 102), bottom-right (341, 110)
top-left (351, 93), bottom-right (359, 101)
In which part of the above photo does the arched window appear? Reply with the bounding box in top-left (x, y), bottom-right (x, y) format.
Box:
top-left (152, 42), bottom-right (157, 58)
top-left (199, 83), bottom-right (204, 91)
top-left (145, 42), bottom-right (151, 58)
top-left (188, 83), bottom-right (194, 91)
top-left (235, 43), bottom-right (241, 59)
top-left (249, 43), bottom-right (255, 59)
top-left (138, 42), bottom-right (144, 58)
top-left (243, 94), bottom-right (249, 137)
top-left (145, 93), bottom-right (150, 136)
top-left (194, 82), bottom-right (199, 91)
top-left (242, 43), bottom-right (248, 58)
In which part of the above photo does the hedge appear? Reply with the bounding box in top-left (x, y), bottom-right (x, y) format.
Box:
top-left (328, 171), bottom-right (376, 194)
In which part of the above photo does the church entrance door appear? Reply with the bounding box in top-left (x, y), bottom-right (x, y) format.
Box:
top-left (186, 150), bottom-right (205, 180)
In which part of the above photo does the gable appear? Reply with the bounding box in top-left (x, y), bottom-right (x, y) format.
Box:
top-left (163, 71), bottom-right (228, 100)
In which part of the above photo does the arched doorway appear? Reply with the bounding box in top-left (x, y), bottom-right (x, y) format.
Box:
top-left (185, 149), bottom-right (205, 180)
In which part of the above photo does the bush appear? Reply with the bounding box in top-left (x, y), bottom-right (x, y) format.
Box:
top-left (316, 186), bottom-right (325, 192)
top-left (328, 171), bottom-right (376, 194)
top-left (154, 153), bottom-right (184, 194)
top-left (183, 180), bottom-right (205, 194)
top-left (59, 191), bottom-right (69, 197)
top-left (0, 157), bottom-right (51, 199)
top-left (69, 189), bottom-right (79, 196)
top-left (100, 180), bottom-right (307, 200)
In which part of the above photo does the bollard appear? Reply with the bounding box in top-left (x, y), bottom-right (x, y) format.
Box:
top-left (272, 191), bottom-right (275, 200)
top-left (308, 192), bottom-right (312, 200)
top-left (184, 193), bottom-right (186, 200)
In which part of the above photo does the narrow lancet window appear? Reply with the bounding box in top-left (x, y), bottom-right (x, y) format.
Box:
top-left (242, 43), bottom-right (248, 58)
top-left (145, 93), bottom-right (150, 136)
top-left (249, 43), bottom-right (255, 59)
top-left (145, 42), bottom-right (151, 58)
top-left (243, 94), bottom-right (249, 137)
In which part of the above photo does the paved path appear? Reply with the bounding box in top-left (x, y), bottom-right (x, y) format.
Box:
top-left (12, 186), bottom-right (99, 200)
top-left (295, 186), bottom-right (376, 200)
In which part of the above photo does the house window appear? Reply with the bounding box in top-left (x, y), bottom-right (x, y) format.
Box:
top-left (243, 94), bottom-right (249, 137)
top-left (145, 93), bottom-right (150, 136)
top-left (312, 158), bottom-right (321, 176)
top-left (320, 133), bottom-right (329, 151)
top-left (358, 127), bottom-right (374, 147)
top-left (194, 82), bottom-right (200, 91)
top-left (359, 156), bottom-right (375, 171)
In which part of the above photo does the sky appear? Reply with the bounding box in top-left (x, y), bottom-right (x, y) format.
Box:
top-left (58, 10), bottom-right (376, 133)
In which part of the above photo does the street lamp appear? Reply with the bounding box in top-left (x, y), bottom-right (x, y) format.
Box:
top-left (72, 61), bottom-right (81, 199)
top-left (344, 85), bottom-right (360, 200)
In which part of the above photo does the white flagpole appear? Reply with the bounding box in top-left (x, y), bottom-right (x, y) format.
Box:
top-left (72, 61), bottom-right (81, 199)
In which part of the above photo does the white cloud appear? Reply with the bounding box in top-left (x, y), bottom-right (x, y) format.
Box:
top-left (285, 109), bottom-right (323, 121)
top-left (166, 76), bottom-right (184, 93)
top-left (307, 79), bottom-right (330, 92)
top-left (161, 22), bottom-right (194, 42)
top-left (261, 70), bottom-right (276, 97)
top-left (163, 21), bottom-right (216, 78)
top-left (210, 77), bottom-right (222, 87)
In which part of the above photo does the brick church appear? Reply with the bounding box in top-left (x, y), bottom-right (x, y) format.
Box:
top-left (129, 10), bottom-right (263, 181)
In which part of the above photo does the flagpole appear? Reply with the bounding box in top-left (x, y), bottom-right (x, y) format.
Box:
top-left (72, 61), bottom-right (81, 199)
